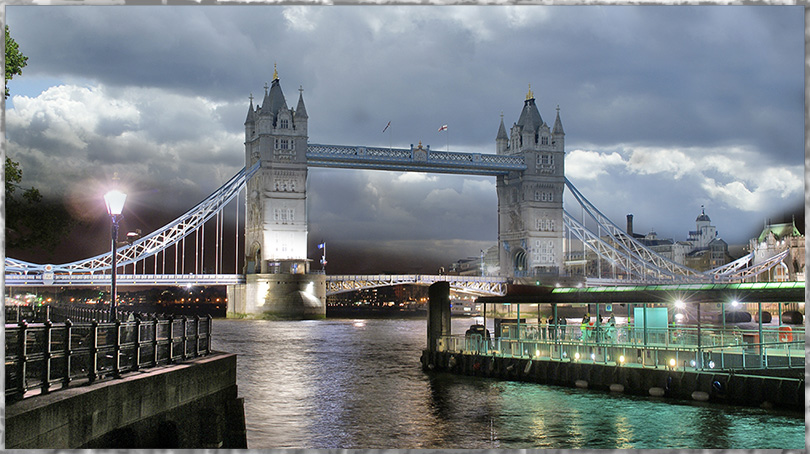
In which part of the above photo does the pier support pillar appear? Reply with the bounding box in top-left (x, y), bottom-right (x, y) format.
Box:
top-left (427, 281), bottom-right (451, 352)
top-left (227, 270), bottom-right (326, 319)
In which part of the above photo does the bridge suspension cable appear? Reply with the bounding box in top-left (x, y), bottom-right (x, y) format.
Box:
top-left (5, 162), bottom-right (260, 276)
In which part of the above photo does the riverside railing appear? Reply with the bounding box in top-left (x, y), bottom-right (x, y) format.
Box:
top-left (438, 322), bottom-right (804, 372)
top-left (5, 315), bottom-right (213, 402)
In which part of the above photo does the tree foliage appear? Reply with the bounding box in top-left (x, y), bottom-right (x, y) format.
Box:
top-left (5, 25), bottom-right (28, 99)
top-left (6, 157), bottom-right (77, 253)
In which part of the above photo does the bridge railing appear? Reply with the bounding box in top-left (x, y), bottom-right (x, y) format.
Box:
top-left (4, 315), bottom-right (213, 403)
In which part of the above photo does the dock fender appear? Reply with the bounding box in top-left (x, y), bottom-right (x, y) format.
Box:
top-left (523, 359), bottom-right (533, 375)
top-left (448, 355), bottom-right (456, 369)
top-left (691, 390), bottom-right (710, 402)
top-left (487, 356), bottom-right (495, 373)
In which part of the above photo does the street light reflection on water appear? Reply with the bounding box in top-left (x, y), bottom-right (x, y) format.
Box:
top-left (211, 317), bottom-right (804, 449)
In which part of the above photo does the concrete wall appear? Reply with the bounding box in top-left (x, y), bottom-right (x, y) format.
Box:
top-left (421, 350), bottom-right (803, 412)
top-left (228, 273), bottom-right (326, 319)
top-left (6, 353), bottom-right (246, 449)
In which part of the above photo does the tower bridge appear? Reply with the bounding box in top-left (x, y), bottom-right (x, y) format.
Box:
top-left (5, 68), bottom-right (792, 318)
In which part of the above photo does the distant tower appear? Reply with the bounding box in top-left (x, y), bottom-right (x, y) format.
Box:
top-left (688, 206), bottom-right (717, 249)
top-left (496, 86), bottom-right (565, 278)
top-left (230, 65), bottom-right (325, 319)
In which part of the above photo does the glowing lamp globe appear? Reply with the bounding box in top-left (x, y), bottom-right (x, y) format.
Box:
top-left (104, 190), bottom-right (127, 216)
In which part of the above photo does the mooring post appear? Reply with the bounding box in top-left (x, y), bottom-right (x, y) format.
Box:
top-left (427, 281), bottom-right (451, 353)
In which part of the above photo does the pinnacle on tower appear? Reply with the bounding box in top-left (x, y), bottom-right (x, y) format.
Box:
top-left (245, 92), bottom-right (256, 124)
top-left (552, 105), bottom-right (564, 135)
top-left (295, 85), bottom-right (308, 119)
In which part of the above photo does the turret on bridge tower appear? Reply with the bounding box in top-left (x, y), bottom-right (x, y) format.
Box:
top-left (496, 86), bottom-right (565, 279)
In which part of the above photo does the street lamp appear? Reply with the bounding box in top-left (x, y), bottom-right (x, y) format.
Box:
top-left (104, 189), bottom-right (126, 322)
top-left (318, 241), bottom-right (327, 273)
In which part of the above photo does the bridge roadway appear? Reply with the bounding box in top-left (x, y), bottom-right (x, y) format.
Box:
top-left (6, 273), bottom-right (509, 296)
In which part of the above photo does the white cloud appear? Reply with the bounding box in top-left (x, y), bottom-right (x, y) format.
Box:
top-left (283, 6), bottom-right (318, 32)
top-left (565, 149), bottom-right (626, 181)
top-left (626, 147), bottom-right (696, 179)
top-left (9, 85), bottom-right (141, 149)
top-left (6, 83), bottom-right (243, 216)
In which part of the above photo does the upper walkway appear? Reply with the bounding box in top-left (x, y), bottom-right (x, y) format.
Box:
top-left (306, 143), bottom-right (526, 175)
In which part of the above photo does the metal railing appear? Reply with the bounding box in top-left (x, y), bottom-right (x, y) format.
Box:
top-left (438, 322), bottom-right (804, 372)
top-left (5, 315), bottom-right (213, 402)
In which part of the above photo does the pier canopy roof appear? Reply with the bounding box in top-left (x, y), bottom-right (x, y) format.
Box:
top-left (476, 281), bottom-right (805, 305)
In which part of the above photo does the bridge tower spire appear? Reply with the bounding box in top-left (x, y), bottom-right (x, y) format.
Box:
top-left (496, 87), bottom-right (565, 281)
top-left (231, 67), bottom-right (326, 318)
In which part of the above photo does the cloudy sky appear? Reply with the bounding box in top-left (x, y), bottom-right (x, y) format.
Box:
top-left (5, 5), bottom-right (805, 274)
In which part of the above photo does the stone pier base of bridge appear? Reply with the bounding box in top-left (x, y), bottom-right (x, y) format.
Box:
top-left (6, 353), bottom-right (246, 449)
top-left (227, 273), bottom-right (326, 319)
top-left (420, 350), bottom-right (803, 412)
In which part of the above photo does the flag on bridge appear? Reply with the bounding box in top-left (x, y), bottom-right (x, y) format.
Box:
top-left (382, 121), bottom-right (391, 133)
top-left (438, 124), bottom-right (448, 132)
top-left (318, 242), bottom-right (325, 249)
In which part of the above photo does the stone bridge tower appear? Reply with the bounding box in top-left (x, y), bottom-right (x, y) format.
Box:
top-left (228, 66), bottom-right (326, 319)
top-left (496, 86), bottom-right (565, 280)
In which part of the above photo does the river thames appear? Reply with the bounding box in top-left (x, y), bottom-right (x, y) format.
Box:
top-left (211, 317), bottom-right (804, 449)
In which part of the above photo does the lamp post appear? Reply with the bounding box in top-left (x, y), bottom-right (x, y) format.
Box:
top-left (318, 241), bottom-right (327, 273)
top-left (104, 189), bottom-right (127, 322)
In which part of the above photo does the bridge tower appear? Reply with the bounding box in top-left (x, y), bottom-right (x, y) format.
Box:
top-left (496, 86), bottom-right (565, 280)
top-left (228, 66), bottom-right (326, 318)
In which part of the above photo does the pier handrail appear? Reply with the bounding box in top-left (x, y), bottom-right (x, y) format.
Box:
top-left (4, 315), bottom-right (213, 402)
top-left (437, 322), bottom-right (804, 372)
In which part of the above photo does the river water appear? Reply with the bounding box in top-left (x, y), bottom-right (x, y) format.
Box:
top-left (211, 317), bottom-right (804, 449)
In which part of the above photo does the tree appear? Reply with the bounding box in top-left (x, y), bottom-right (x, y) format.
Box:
top-left (5, 25), bottom-right (75, 254)
top-left (6, 157), bottom-right (76, 253)
top-left (5, 25), bottom-right (28, 99)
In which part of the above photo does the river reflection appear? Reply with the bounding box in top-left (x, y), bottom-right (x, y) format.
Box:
top-left (211, 318), bottom-right (804, 449)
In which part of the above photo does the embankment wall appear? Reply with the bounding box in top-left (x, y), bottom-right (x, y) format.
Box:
top-left (6, 352), bottom-right (246, 449)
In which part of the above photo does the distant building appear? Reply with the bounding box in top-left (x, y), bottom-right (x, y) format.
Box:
top-left (630, 208), bottom-right (733, 271)
top-left (748, 218), bottom-right (805, 282)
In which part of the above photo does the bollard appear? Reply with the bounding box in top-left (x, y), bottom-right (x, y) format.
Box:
top-left (64, 319), bottom-right (73, 388)
top-left (206, 315), bottom-right (213, 355)
top-left (113, 319), bottom-right (122, 378)
top-left (167, 316), bottom-right (175, 364)
top-left (152, 314), bottom-right (160, 366)
top-left (194, 315), bottom-right (201, 357)
top-left (17, 320), bottom-right (29, 399)
top-left (42, 320), bottom-right (53, 394)
top-left (89, 320), bottom-right (99, 383)
top-left (181, 316), bottom-right (188, 360)
top-left (133, 317), bottom-right (141, 371)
